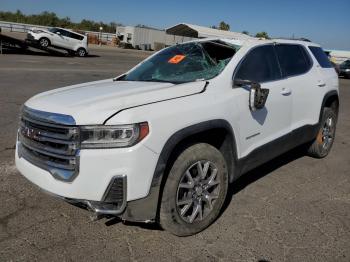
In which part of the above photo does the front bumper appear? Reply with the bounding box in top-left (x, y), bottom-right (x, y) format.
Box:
top-left (15, 141), bottom-right (159, 203)
top-left (25, 33), bottom-right (39, 43)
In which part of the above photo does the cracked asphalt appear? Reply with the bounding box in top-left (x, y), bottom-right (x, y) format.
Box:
top-left (0, 45), bottom-right (349, 262)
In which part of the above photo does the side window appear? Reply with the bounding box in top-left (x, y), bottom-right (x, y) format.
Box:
top-left (275, 44), bottom-right (312, 77)
top-left (235, 45), bottom-right (281, 83)
top-left (308, 46), bottom-right (333, 68)
top-left (57, 29), bottom-right (69, 37)
top-left (69, 32), bottom-right (84, 41)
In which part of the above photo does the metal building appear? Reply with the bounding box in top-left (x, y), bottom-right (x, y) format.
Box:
top-left (166, 23), bottom-right (252, 40)
top-left (116, 23), bottom-right (253, 50)
top-left (116, 25), bottom-right (193, 51)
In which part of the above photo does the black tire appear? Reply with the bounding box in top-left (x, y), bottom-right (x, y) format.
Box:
top-left (77, 48), bottom-right (87, 57)
top-left (39, 37), bottom-right (50, 48)
top-left (160, 143), bottom-right (228, 236)
top-left (307, 107), bottom-right (337, 158)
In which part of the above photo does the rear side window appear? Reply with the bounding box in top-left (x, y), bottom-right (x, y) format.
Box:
top-left (69, 33), bottom-right (84, 41)
top-left (308, 46), bottom-right (333, 68)
top-left (60, 29), bottom-right (84, 40)
top-left (275, 44), bottom-right (311, 77)
top-left (235, 45), bottom-right (281, 83)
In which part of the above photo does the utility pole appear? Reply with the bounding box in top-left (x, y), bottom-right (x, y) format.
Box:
top-left (99, 26), bottom-right (103, 46)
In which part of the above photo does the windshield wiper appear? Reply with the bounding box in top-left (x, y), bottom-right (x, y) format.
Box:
top-left (140, 79), bottom-right (182, 84)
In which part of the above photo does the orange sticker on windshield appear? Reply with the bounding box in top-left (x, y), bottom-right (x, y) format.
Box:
top-left (168, 55), bottom-right (186, 64)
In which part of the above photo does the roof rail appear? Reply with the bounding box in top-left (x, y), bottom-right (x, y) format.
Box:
top-left (273, 37), bottom-right (312, 42)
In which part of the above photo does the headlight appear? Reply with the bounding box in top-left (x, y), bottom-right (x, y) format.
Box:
top-left (80, 122), bottom-right (149, 149)
top-left (345, 69), bottom-right (350, 72)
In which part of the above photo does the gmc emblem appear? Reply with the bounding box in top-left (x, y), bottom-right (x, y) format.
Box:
top-left (22, 126), bottom-right (40, 140)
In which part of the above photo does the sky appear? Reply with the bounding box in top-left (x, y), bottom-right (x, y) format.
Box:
top-left (1, 0), bottom-right (349, 50)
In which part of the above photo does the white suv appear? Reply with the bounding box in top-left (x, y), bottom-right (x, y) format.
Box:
top-left (26, 27), bottom-right (88, 57)
top-left (15, 38), bottom-right (339, 236)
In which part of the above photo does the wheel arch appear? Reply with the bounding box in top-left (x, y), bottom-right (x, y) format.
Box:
top-left (120, 119), bottom-right (239, 222)
top-left (319, 90), bottom-right (339, 123)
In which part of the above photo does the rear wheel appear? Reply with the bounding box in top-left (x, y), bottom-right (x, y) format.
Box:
top-left (77, 48), bottom-right (87, 57)
top-left (39, 37), bottom-right (50, 48)
top-left (307, 107), bottom-right (337, 158)
top-left (160, 143), bottom-right (228, 236)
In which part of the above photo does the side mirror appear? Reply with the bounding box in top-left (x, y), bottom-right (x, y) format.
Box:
top-left (234, 79), bottom-right (269, 111)
top-left (56, 31), bottom-right (61, 35)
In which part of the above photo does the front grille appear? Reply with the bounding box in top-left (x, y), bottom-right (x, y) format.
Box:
top-left (18, 106), bottom-right (79, 182)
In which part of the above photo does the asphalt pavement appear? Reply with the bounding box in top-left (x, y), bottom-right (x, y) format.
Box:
top-left (0, 46), bottom-right (349, 262)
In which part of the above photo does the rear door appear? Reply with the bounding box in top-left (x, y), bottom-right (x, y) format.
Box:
top-left (308, 46), bottom-right (339, 89)
top-left (56, 29), bottom-right (71, 49)
top-left (274, 44), bottom-right (320, 130)
top-left (233, 44), bottom-right (292, 160)
top-left (275, 44), bottom-right (325, 132)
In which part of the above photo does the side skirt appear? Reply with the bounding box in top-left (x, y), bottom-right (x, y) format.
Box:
top-left (235, 123), bottom-right (319, 177)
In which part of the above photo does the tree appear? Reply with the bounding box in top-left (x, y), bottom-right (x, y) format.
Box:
top-left (0, 10), bottom-right (122, 33)
top-left (255, 31), bottom-right (270, 39)
top-left (219, 21), bottom-right (230, 31)
top-left (242, 30), bottom-right (249, 35)
top-left (211, 25), bottom-right (218, 29)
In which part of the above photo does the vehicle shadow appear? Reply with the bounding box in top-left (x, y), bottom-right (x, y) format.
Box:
top-left (1, 46), bottom-right (100, 58)
top-left (104, 145), bottom-right (307, 232)
top-left (221, 145), bottom-right (307, 213)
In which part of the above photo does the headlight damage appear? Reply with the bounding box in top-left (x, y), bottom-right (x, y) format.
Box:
top-left (80, 122), bottom-right (149, 148)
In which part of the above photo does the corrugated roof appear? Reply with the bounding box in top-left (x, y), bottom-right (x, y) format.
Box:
top-left (166, 23), bottom-right (253, 40)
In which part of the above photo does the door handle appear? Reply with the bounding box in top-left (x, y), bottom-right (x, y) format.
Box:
top-left (281, 87), bottom-right (292, 96)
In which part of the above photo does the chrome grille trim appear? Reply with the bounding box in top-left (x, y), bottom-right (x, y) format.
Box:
top-left (22, 106), bottom-right (76, 126)
top-left (18, 106), bottom-right (79, 182)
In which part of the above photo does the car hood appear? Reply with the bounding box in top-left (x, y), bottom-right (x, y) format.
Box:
top-left (25, 79), bottom-right (206, 125)
top-left (30, 28), bottom-right (52, 34)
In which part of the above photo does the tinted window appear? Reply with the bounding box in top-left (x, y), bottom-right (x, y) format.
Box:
top-left (69, 32), bottom-right (84, 41)
top-left (340, 60), bottom-right (350, 69)
top-left (275, 44), bottom-right (311, 77)
top-left (59, 29), bottom-right (84, 40)
top-left (309, 46), bottom-right (333, 68)
top-left (235, 45), bottom-right (281, 83)
top-left (48, 28), bottom-right (59, 33)
top-left (57, 29), bottom-right (70, 37)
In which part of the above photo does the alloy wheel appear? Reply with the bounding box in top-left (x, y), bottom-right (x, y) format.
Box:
top-left (321, 116), bottom-right (335, 150)
top-left (40, 39), bottom-right (49, 47)
top-left (176, 160), bottom-right (220, 223)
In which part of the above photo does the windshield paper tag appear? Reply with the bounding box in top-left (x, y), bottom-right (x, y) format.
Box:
top-left (168, 55), bottom-right (186, 64)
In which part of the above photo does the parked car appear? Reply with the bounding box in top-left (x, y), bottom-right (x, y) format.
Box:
top-left (339, 60), bottom-right (350, 78)
top-left (26, 27), bottom-right (88, 57)
top-left (15, 38), bottom-right (339, 236)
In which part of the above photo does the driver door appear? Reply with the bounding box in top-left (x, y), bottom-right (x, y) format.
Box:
top-left (233, 44), bottom-right (292, 164)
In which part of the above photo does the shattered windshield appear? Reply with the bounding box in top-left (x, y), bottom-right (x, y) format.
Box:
top-left (122, 41), bottom-right (238, 84)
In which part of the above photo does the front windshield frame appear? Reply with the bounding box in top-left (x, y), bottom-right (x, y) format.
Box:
top-left (120, 40), bottom-right (238, 84)
top-left (48, 27), bottom-right (59, 33)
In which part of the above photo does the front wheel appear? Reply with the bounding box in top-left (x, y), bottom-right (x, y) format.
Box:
top-left (307, 107), bottom-right (337, 158)
top-left (160, 143), bottom-right (228, 236)
top-left (39, 37), bottom-right (50, 48)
